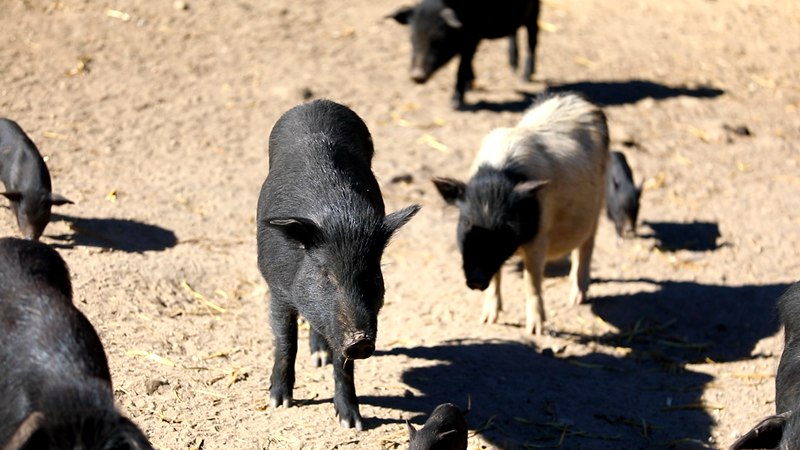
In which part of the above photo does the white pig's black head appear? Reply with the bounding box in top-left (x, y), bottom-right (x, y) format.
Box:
top-left (267, 204), bottom-right (420, 360)
top-left (390, 1), bottom-right (464, 84)
top-left (434, 167), bottom-right (547, 291)
top-left (0, 190), bottom-right (73, 241)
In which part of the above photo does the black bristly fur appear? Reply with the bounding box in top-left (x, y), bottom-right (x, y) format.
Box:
top-left (256, 99), bottom-right (420, 430)
top-left (0, 237), bottom-right (153, 450)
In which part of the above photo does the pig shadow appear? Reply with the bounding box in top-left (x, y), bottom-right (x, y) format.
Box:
top-left (465, 79), bottom-right (724, 112)
top-left (587, 279), bottom-right (787, 364)
top-left (640, 220), bottom-right (722, 252)
top-left (47, 213), bottom-right (178, 253)
top-left (368, 340), bottom-right (714, 449)
top-left (364, 280), bottom-right (786, 448)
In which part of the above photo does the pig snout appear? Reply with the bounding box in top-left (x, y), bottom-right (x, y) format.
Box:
top-left (343, 333), bottom-right (375, 360)
top-left (466, 270), bottom-right (490, 291)
top-left (410, 67), bottom-right (428, 84)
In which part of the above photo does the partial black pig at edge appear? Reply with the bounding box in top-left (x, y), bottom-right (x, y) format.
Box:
top-left (256, 99), bottom-right (420, 430)
top-left (389, 0), bottom-right (541, 109)
top-left (408, 399), bottom-right (470, 450)
top-left (730, 282), bottom-right (800, 450)
top-left (605, 150), bottom-right (642, 238)
top-left (0, 118), bottom-right (72, 241)
top-left (0, 237), bottom-right (154, 450)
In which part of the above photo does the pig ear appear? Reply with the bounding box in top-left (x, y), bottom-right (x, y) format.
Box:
top-left (48, 193), bottom-right (74, 206)
top-left (389, 6), bottom-right (414, 25)
top-left (267, 217), bottom-right (322, 249)
top-left (1, 191), bottom-right (23, 202)
top-left (383, 204), bottom-right (421, 237)
top-left (436, 429), bottom-right (458, 441)
top-left (2, 411), bottom-right (45, 450)
top-left (729, 411), bottom-right (790, 450)
top-left (440, 8), bottom-right (463, 29)
top-left (513, 179), bottom-right (549, 200)
top-left (406, 420), bottom-right (417, 439)
top-left (432, 177), bottom-right (466, 205)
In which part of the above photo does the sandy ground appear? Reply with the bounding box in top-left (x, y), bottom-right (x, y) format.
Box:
top-left (1, 0), bottom-right (799, 448)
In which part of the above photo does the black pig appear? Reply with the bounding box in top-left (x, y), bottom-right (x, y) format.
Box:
top-left (731, 282), bottom-right (800, 450)
top-left (408, 401), bottom-right (469, 450)
top-left (0, 237), bottom-right (154, 450)
top-left (256, 99), bottom-right (420, 429)
top-left (390, 0), bottom-right (541, 109)
top-left (605, 150), bottom-right (642, 238)
top-left (0, 118), bottom-right (73, 241)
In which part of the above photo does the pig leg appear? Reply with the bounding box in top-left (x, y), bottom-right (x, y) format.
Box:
top-left (480, 270), bottom-right (503, 324)
top-left (569, 230), bottom-right (596, 306)
top-left (521, 238), bottom-right (548, 335)
top-left (452, 41), bottom-right (479, 109)
top-left (269, 300), bottom-right (298, 408)
top-left (333, 353), bottom-right (363, 430)
top-left (508, 33), bottom-right (519, 71)
top-left (523, 2), bottom-right (541, 81)
top-left (309, 327), bottom-right (332, 367)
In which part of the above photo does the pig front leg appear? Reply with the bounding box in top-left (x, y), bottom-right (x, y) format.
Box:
top-left (523, 2), bottom-right (541, 81)
top-left (333, 353), bottom-right (363, 430)
top-left (309, 327), bottom-right (332, 367)
top-left (269, 300), bottom-right (298, 408)
top-left (452, 41), bottom-right (479, 109)
top-left (570, 231), bottom-right (596, 306)
top-left (521, 238), bottom-right (548, 335)
top-left (480, 270), bottom-right (503, 324)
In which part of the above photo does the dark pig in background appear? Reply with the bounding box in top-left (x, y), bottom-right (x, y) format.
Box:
top-left (389, 0), bottom-right (541, 109)
top-left (605, 150), bottom-right (642, 238)
top-left (0, 118), bottom-right (72, 241)
top-left (407, 400), bottom-right (469, 450)
top-left (256, 99), bottom-right (420, 430)
top-left (0, 237), bottom-right (154, 450)
top-left (433, 93), bottom-right (609, 335)
top-left (730, 282), bottom-right (800, 450)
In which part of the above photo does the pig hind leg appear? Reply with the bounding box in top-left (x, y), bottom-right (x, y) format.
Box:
top-left (309, 327), bottom-right (333, 367)
top-left (269, 299), bottom-right (298, 408)
top-left (333, 354), bottom-right (363, 430)
top-left (522, 238), bottom-right (548, 335)
top-left (522, 2), bottom-right (541, 81)
top-left (480, 270), bottom-right (503, 324)
top-left (569, 231), bottom-right (596, 306)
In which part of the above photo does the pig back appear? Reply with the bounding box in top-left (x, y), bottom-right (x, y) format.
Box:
top-left (0, 118), bottom-right (51, 192)
top-left (777, 283), bottom-right (800, 413)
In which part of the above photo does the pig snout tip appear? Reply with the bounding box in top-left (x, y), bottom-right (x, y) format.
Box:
top-left (466, 279), bottom-right (489, 291)
top-left (343, 336), bottom-right (375, 360)
top-left (410, 68), bottom-right (428, 84)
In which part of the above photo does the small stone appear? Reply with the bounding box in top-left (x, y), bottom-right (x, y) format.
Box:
top-left (173, 1), bottom-right (188, 11)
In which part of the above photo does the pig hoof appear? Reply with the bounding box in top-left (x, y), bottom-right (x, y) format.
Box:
top-left (571, 290), bottom-right (587, 306)
top-left (269, 394), bottom-right (292, 409)
top-left (339, 415), bottom-right (364, 431)
top-left (311, 350), bottom-right (332, 367)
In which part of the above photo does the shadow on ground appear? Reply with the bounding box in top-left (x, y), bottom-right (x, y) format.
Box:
top-left (365, 281), bottom-right (787, 449)
top-left (47, 213), bottom-right (178, 252)
top-left (465, 79), bottom-right (724, 112)
top-left (640, 221), bottom-right (722, 252)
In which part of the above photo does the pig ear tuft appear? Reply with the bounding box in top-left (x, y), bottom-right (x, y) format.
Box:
top-left (1, 191), bottom-right (23, 202)
top-left (3, 411), bottom-right (45, 450)
top-left (729, 411), bottom-right (790, 450)
top-left (440, 7), bottom-right (463, 29)
top-left (432, 177), bottom-right (466, 205)
top-left (514, 179), bottom-right (549, 199)
top-left (384, 204), bottom-right (421, 237)
top-left (267, 217), bottom-right (321, 249)
top-left (48, 193), bottom-right (74, 206)
top-left (406, 420), bottom-right (417, 439)
top-left (388, 6), bottom-right (414, 25)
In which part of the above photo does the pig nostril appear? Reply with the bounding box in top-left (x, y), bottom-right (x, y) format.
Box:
top-left (466, 280), bottom-right (488, 291)
top-left (343, 339), bottom-right (375, 360)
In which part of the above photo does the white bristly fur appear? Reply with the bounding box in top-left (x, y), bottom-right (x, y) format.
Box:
top-left (471, 92), bottom-right (609, 335)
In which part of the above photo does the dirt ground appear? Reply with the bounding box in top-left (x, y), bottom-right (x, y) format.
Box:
top-left (1, 0), bottom-right (799, 448)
